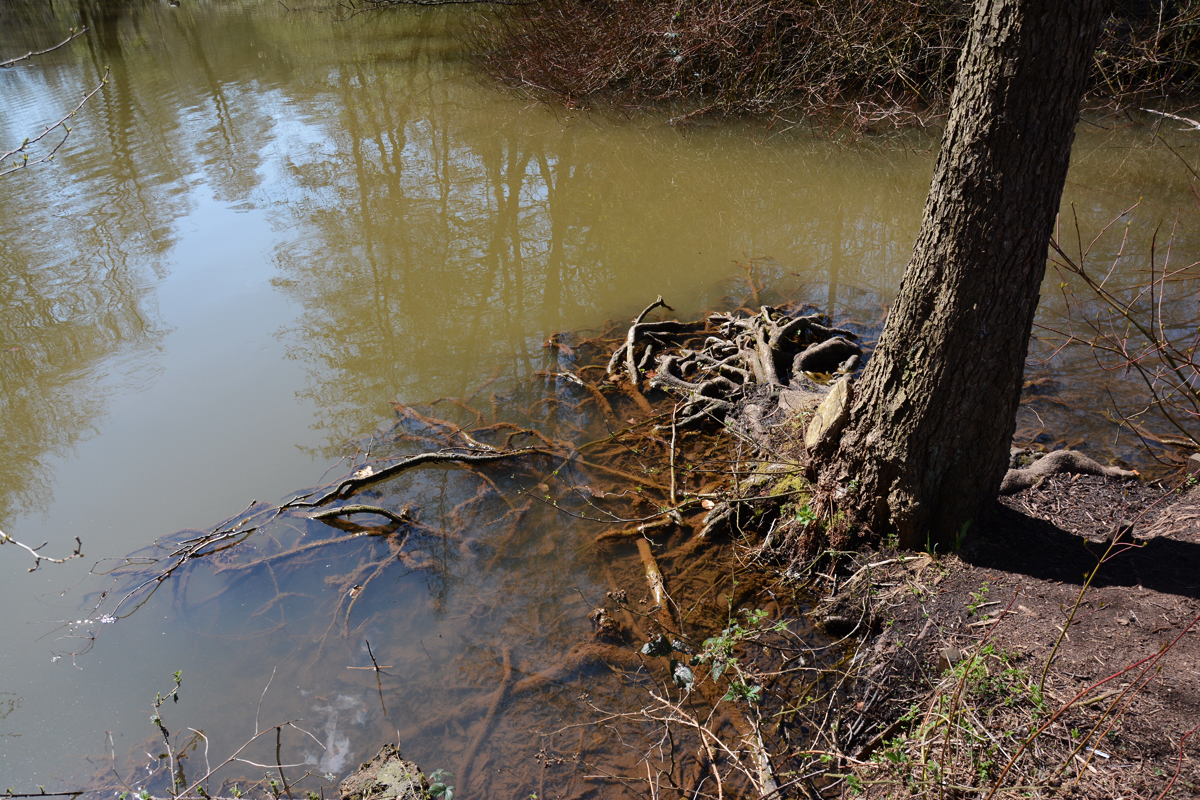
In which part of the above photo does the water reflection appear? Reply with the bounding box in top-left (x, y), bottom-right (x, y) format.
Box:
top-left (269, 59), bottom-right (935, 452)
top-left (1029, 133), bottom-right (1200, 460)
top-left (82, 365), bottom-right (828, 799)
top-left (0, 4), bottom-right (171, 521)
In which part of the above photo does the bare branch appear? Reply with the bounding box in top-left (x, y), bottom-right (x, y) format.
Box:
top-left (1140, 107), bottom-right (1200, 132)
top-left (0, 529), bottom-right (83, 572)
top-left (0, 27), bottom-right (89, 69)
top-left (310, 503), bottom-right (412, 525)
top-left (0, 67), bottom-right (110, 178)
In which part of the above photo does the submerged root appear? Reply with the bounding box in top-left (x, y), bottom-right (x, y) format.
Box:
top-left (90, 291), bottom-right (868, 800)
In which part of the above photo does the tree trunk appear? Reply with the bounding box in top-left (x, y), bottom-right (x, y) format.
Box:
top-left (813, 0), bottom-right (1104, 549)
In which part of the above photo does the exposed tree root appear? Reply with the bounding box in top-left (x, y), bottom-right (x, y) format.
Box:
top-left (631, 303), bottom-right (859, 429)
top-left (78, 286), bottom-right (1181, 800)
top-left (82, 292), bottom-right (873, 800)
top-left (1000, 449), bottom-right (1139, 495)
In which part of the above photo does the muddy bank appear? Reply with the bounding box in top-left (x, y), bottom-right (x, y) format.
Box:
top-left (801, 479), bottom-right (1200, 798)
top-left (592, 295), bottom-right (1200, 797)
top-left (339, 745), bottom-right (427, 800)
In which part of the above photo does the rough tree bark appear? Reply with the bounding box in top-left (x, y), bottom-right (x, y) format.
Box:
top-left (811, 0), bottom-right (1105, 549)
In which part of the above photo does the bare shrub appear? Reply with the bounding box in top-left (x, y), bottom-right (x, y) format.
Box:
top-left (469, 0), bottom-right (1200, 123)
top-left (475, 0), bottom-right (968, 121)
top-left (1041, 203), bottom-right (1200, 467)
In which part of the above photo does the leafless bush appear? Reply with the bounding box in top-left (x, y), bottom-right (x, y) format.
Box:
top-left (1094, 0), bottom-right (1200, 99)
top-left (474, 0), bottom-right (967, 122)
top-left (1041, 203), bottom-right (1200, 466)
top-left (468, 0), bottom-right (1200, 123)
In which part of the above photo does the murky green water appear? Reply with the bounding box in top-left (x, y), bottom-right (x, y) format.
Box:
top-left (1, 0), bottom-right (1197, 793)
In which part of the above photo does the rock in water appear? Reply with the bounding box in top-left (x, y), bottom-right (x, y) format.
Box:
top-left (340, 744), bottom-right (427, 800)
top-left (793, 337), bottom-right (863, 375)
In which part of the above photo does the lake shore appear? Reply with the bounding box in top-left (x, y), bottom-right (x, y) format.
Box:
top-left (331, 299), bottom-right (1200, 799)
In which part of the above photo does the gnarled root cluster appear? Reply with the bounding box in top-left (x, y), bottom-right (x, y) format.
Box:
top-left (608, 297), bottom-right (861, 429)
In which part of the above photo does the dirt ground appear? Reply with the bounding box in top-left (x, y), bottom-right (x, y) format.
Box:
top-left (844, 474), bottom-right (1200, 799)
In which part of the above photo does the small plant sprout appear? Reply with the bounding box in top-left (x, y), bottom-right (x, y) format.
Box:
top-left (955, 518), bottom-right (972, 550)
top-left (967, 582), bottom-right (990, 614)
top-left (427, 769), bottom-right (454, 800)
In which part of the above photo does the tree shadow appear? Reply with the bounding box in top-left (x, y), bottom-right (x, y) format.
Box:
top-left (961, 500), bottom-right (1200, 602)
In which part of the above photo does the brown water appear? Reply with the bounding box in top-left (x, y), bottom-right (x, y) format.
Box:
top-left (1, 0), bottom-right (1197, 792)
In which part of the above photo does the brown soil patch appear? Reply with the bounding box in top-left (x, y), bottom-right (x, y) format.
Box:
top-left (844, 476), bottom-right (1200, 798)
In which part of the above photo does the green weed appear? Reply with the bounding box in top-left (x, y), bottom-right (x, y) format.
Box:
top-left (967, 582), bottom-right (990, 614)
top-left (427, 769), bottom-right (455, 800)
top-left (693, 608), bottom-right (787, 705)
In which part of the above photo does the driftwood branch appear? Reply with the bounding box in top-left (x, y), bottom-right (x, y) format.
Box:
top-left (309, 504), bottom-right (411, 525)
top-left (285, 448), bottom-right (537, 509)
top-left (1141, 107), bottom-right (1200, 132)
top-left (94, 447), bottom-right (536, 622)
top-left (0, 529), bottom-right (83, 572)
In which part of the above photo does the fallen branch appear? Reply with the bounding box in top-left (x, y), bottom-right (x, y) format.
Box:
top-left (0, 529), bottom-right (83, 572)
top-left (285, 448), bottom-right (538, 509)
top-left (1141, 107), bottom-right (1200, 132)
top-left (309, 504), bottom-right (412, 525)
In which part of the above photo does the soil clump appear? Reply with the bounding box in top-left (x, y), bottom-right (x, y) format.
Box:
top-left (339, 745), bottom-right (427, 800)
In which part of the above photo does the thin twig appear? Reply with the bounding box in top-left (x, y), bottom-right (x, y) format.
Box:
top-left (0, 27), bottom-right (88, 68)
top-left (1, 68), bottom-right (109, 177)
top-left (0, 529), bottom-right (83, 572)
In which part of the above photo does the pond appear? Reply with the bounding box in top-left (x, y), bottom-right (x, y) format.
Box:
top-left (1, 0), bottom-right (1197, 795)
